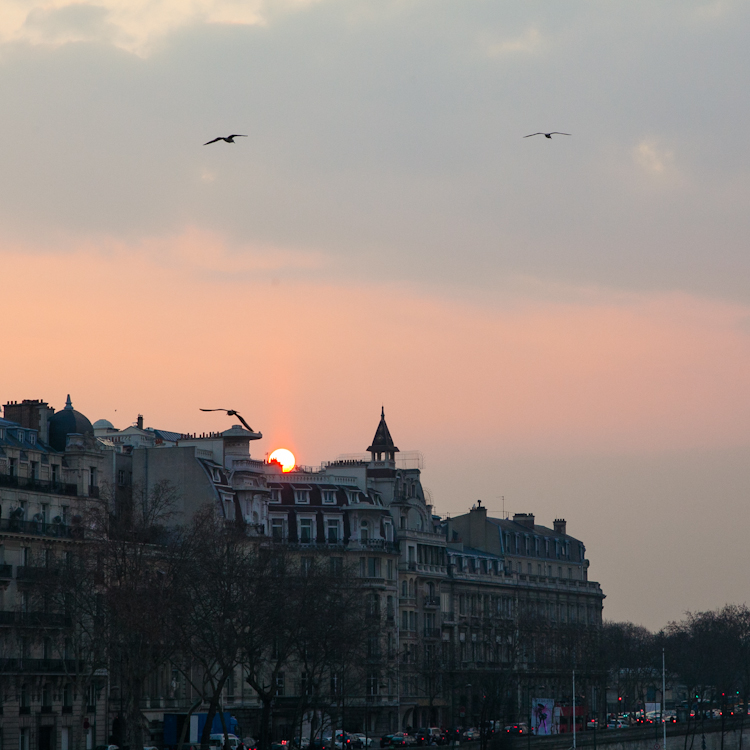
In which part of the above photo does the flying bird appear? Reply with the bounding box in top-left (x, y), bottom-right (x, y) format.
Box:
top-left (524, 132), bottom-right (571, 139)
top-left (203, 135), bottom-right (248, 145)
top-left (200, 408), bottom-right (255, 432)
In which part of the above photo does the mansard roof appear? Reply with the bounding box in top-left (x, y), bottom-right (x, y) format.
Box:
top-left (367, 407), bottom-right (399, 454)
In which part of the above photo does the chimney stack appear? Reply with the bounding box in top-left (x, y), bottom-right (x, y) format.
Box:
top-left (513, 512), bottom-right (535, 529)
top-left (553, 518), bottom-right (567, 535)
top-left (136, 414), bottom-right (144, 430)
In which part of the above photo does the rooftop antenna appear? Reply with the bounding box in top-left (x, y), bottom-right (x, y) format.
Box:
top-left (498, 495), bottom-right (508, 519)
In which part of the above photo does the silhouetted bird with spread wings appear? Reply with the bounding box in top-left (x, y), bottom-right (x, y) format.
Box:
top-left (524, 132), bottom-right (571, 139)
top-left (203, 135), bottom-right (248, 145)
top-left (200, 408), bottom-right (255, 432)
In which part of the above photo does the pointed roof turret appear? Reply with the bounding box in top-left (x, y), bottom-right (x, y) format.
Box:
top-left (367, 407), bottom-right (399, 455)
top-left (64, 394), bottom-right (73, 410)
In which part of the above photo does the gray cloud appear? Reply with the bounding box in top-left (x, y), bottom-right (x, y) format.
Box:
top-left (1, 0), bottom-right (750, 298)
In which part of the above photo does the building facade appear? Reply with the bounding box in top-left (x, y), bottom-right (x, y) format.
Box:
top-left (0, 398), bottom-right (605, 748)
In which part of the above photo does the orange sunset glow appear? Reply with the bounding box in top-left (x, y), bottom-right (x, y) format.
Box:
top-left (269, 448), bottom-right (296, 473)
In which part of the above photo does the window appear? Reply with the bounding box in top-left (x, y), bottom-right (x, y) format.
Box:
top-left (558, 566), bottom-right (562, 578)
top-left (330, 557), bottom-right (343, 576)
top-left (368, 673), bottom-right (379, 696)
top-left (367, 557), bottom-right (381, 577)
top-left (294, 489), bottom-right (310, 504)
top-left (8, 458), bottom-right (16, 478)
top-left (301, 557), bottom-right (313, 575)
top-left (117, 470), bottom-right (126, 485)
top-left (28, 433), bottom-right (35, 445)
top-left (299, 518), bottom-right (313, 544)
top-left (568, 567), bottom-right (573, 579)
top-left (51, 464), bottom-right (58, 483)
top-left (402, 610), bottom-right (408, 629)
top-left (527, 563), bottom-right (532, 575)
top-left (322, 490), bottom-right (336, 504)
top-left (270, 489), bottom-right (282, 504)
top-left (89, 467), bottom-right (96, 487)
top-left (360, 520), bottom-right (369, 542)
top-left (17, 431), bottom-right (24, 443)
top-left (401, 580), bottom-right (407, 597)
top-left (271, 518), bottom-right (285, 540)
top-left (326, 518), bottom-right (340, 543)
top-left (30, 462), bottom-right (38, 480)
top-left (275, 673), bottom-right (285, 696)
top-left (387, 559), bottom-right (393, 580)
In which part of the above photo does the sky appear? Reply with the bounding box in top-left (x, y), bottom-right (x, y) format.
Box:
top-left (2, 0), bottom-right (750, 630)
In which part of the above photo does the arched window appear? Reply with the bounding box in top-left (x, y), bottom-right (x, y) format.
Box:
top-left (360, 520), bottom-right (369, 542)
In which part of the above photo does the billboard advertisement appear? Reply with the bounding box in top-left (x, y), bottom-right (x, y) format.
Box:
top-left (532, 698), bottom-right (555, 735)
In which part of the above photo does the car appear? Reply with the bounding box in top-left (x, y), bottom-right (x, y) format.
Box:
top-left (389, 734), bottom-right (412, 747)
top-left (211, 735), bottom-right (243, 750)
top-left (606, 720), bottom-right (628, 729)
top-left (413, 730), bottom-right (428, 746)
top-left (462, 729), bottom-right (480, 741)
top-left (380, 737), bottom-right (394, 749)
top-left (585, 720), bottom-right (598, 730)
top-left (351, 736), bottom-right (374, 748)
top-left (504, 725), bottom-right (526, 736)
top-left (426, 729), bottom-right (443, 746)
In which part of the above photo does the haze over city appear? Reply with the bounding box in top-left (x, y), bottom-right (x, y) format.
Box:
top-left (3, 0), bottom-right (750, 631)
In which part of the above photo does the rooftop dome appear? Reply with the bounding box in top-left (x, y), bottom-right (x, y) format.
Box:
top-left (93, 419), bottom-right (115, 429)
top-left (49, 395), bottom-right (94, 451)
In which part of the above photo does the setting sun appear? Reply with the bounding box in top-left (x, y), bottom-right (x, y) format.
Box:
top-left (269, 448), bottom-right (296, 473)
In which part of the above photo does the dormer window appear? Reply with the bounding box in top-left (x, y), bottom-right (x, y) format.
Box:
top-left (322, 490), bottom-right (336, 505)
top-left (17, 431), bottom-right (24, 443)
top-left (270, 489), bottom-right (282, 504)
top-left (294, 490), bottom-right (310, 505)
top-left (360, 520), bottom-right (370, 542)
top-left (28, 433), bottom-right (35, 446)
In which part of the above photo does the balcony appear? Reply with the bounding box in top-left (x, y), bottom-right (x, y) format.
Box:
top-left (0, 611), bottom-right (71, 628)
top-left (349, 539), bottom-right (398, 552)
top-left (423, 628), bottom-right (441, 639)
top-left (17, 566), bottom-right (60, 582)
top-left (0, 474), bottom-right (77, 497)
top-left (0, 518), bottom-right (80, 539)
top-left (423, 596), bottom-right (440, 608)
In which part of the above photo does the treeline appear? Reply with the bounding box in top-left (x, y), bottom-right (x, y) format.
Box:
top-left (27, 483), bottom-right (377, 750)
top-left (605, 605), bottom-right (750, 717)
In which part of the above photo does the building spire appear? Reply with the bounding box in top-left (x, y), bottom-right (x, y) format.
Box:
top-left (64, 394), bottom-right (73, 411)
top-left (367, 407), bottom-right (399, 458)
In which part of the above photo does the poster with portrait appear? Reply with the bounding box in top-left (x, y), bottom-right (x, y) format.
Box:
top-left (532, 698), bottom-right (555, 735)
